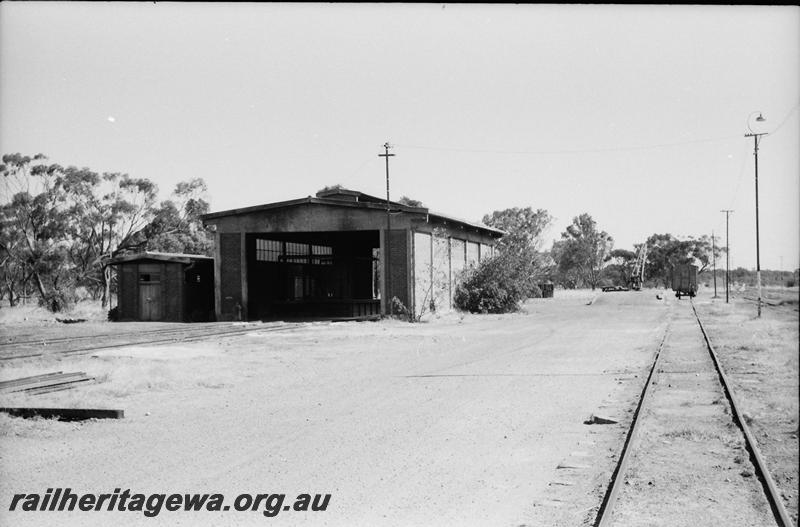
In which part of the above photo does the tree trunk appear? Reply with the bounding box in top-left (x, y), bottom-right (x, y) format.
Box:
top-left (101, 265), bottom-right (111, 308)
top-left (33, 270), bottom-right (47, 301)
top-left (5, 283), bottom-right (14, 307)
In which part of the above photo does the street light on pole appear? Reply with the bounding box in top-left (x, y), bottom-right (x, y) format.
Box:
top-left (744, 111), bottom-right (767, 317)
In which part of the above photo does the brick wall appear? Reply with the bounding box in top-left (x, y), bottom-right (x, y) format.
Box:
top-left (385, 230), bottom-right (409, 312)
top-left (219, 233), bottom-right (242, 320)
top-left (119, 263), bottom-right (137, 320)
top-left (164, 263), bottom-right (183, 321)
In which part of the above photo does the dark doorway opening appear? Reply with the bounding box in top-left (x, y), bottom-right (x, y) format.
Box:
top-left (247, 230), bottom-right (381, 320)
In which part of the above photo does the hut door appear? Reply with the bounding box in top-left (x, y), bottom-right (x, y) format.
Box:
top-left (138, 265), bottom-right (162, 321)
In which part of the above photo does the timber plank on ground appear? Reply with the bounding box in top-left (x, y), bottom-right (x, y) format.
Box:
top-left (0, 372), bottom-right (94, 393)
top-left (0, 407), bottom-right (124, 421)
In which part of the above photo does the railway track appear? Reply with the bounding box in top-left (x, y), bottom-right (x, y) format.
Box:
top-left (737, 294), bottom-right (797, 308)
top-left (592, 299), bottom-right (794, 527)
top-left (0, 322), bottom-right (246, 348)
top-left (0, 322), bottom-right (300, 361)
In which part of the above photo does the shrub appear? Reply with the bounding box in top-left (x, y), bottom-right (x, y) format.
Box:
top-left (38, 289), bottom-right (75, 313)
top-left (454, 253), bottom-right (531, 314)
top-left (528, 282), bottom-right (543, 299)
top-left (390, 296), bottom-right (413, 321)
top-left (108, 306), bottom-right (119, 322)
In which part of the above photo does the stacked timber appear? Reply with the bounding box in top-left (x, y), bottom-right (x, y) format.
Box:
top-left (0, 371), bottom-right (95, 395)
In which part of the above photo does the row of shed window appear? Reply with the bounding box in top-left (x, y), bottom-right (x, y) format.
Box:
top-left (256, 239), bottom-right (333, 265)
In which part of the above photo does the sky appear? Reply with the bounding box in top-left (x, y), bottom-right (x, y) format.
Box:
top-left (1, 3), bottom-right (798, 270)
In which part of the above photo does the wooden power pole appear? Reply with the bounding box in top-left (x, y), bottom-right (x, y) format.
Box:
top-left (721, 210), bottom-right (733, 303)
top-left (712, 230), bottom-right (717, 298)
top-left (379, 143), bottom-right (395, 315)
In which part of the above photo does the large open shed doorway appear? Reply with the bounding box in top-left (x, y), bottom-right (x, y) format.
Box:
top-left (202, 189), bottom-right (502, 321)
top-left (246, 230), bottom-right (380, 320)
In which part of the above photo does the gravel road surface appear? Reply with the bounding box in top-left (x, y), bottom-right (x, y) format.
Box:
top-left (1, 292), bottom-right (668, 526)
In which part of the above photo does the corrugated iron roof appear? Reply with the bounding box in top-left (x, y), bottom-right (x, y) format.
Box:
top-left (108, 251), bottom-right (213, 265)
top-left (201, 189), bottom-right (504, 236)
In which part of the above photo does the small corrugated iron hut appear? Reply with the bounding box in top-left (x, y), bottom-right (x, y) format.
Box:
top-left (109, 252), bottom-right (215, 322)
top-left (201, 188), bottom-right (503, 321)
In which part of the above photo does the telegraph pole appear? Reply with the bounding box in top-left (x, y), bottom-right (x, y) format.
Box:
top-left (379, 142), bottom-right (395, 316)
top-left (745, 112), bottom-right (767, 317)
top-left (712, 230), bottom-right (717, 298)
top-left (721, 209), bottom-right (733, 303)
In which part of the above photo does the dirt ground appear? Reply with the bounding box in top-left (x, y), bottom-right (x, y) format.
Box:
top-left (607, 296), bottom-right (774, 527)
top-left (0, 287), bottom-right (797, 526)
top-left (695, 287), bottom-right (799, 525)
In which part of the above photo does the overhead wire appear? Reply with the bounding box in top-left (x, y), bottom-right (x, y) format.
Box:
top-left (715, 102), bottom-right (800, 267)
top-left (396, 134), bottom-right (740, 156)
top-left (346, 156), bottom-right (376, 178)
top-left (392, 104), bottom-right (796, 268)
top-left (720, 140), bottom-right (751, 230)
top-left (768, 101), bottom-right (800, 136)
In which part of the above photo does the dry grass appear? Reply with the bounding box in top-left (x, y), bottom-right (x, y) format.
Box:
top-left (0, 344), bottom-right (238, 409)
top-left (662, 425), bottom-right (723, 442)
top-left (0, 299), bottom-right (109, 325)
top-left (0, 412), bottom-right (80, 438)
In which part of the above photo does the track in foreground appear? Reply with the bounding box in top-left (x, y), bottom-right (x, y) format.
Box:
top-left (592, 300), bottom-right (793, 527)
top-left (0, 322), bottom-right (300, 361)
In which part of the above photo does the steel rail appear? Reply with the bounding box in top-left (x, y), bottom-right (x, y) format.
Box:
top-left (1, 326), bottom-right (215, 345)
top-left (592, 321), bottom-right (671, 527)
top-left (739, 295), bottom-right (785, 307)
top-left (691, 301), bottom-right (794, 527)
top-left (0, 322), bottom-right (245, 348)
top-left (0, 324), bottom-right (298, 361)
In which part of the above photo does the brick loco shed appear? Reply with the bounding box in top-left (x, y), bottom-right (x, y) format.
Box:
top-left (201, 188), bottom-right (502, 321)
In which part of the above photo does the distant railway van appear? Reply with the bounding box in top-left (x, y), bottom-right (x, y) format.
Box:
top-left (671, 263), bottom-right (698, 299)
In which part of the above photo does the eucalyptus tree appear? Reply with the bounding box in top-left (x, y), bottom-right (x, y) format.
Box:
top-left (482, 206), bottom-right (553, 296)
top-left (551, 213), bottom-right (614, 290)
